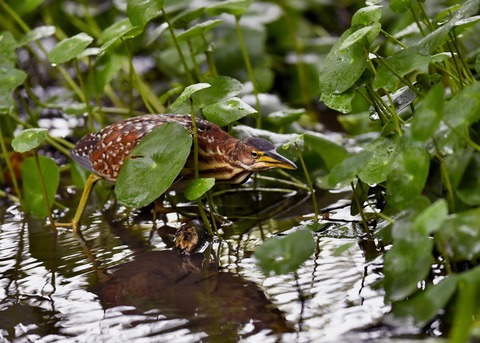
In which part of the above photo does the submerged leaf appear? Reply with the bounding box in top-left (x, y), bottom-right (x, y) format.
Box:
top-left (254, 228), bottom-right (315, 275)
top-left (115, 122), bottom-right (192, 208)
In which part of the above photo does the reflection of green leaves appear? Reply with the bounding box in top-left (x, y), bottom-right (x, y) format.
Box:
top-left (22, 156), bottom-right (59, 218)
top-left (12, 128), bottom-right (48, 153)
top-left (115, 123), bottom-right (192, 208)
top-left (47, 33), bottom-right (94, 64)
top-left (255, 228), bottom-right (315, 275)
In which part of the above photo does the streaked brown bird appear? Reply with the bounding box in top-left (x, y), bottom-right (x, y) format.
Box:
top-left (57, 114), bottom-right (297, 231)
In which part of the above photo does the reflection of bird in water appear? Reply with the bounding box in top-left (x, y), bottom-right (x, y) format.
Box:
top-left (92, 250), bottom-right (293, 340)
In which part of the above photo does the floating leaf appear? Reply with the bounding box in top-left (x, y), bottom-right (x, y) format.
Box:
top-left (184, 178), bottom-right (215, 200)
top-left (47, 33), bottom-right (94, 64)
top-left (12, 128), bottom-right (48, 153)
top-left (203, 97), bottom-right (257, 126)
top-left (22, 156), bottom-right (60, 218)
top-left (115, 122), bottom-right (192, 208)
top-left (127, 0), bottom-right (165, 28)
top-left (254, 228), bottom-right (315, 275)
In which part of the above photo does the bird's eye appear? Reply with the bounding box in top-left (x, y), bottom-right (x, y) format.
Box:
top-left (251, 151), bottom-right (259, 159)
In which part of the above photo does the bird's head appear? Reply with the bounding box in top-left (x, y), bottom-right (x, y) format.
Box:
top-left (233, 137), bottom-right (297, 172)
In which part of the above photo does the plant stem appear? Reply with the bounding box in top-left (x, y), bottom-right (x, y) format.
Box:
top-left (294, 142), bottom-right (318, 221)
top-left (33, 151), bottom-right (56, 231)
top-left (235, 15), bottom-right (261, 129)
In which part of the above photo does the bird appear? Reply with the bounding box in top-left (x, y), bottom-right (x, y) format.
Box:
top-left (56, 114), bottom-right (297, 231)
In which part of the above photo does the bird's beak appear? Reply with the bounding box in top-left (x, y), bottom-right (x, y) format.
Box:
top-left (260, 150), bottom-right (297, 170)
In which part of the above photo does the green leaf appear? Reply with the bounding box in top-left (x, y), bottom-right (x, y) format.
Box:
top-left (192, 76), bottom-right (243, 108)
top-left (389, 0), bottom-right (411, 13)
top-left (184, 178), bottom-right (215, 200)
top-left (319, 27), bottom-right (370, 95)
top-left (456, 152), bottom-right (480, 206)
top-left (339, 25), bottom-right (376, 52)
top-left (203, 97), bottom-right (257, 126)
top-left (386, 141), bottom-right (430, 209)
top-left (265, 109), bottom-right (305, 126)
top-left (321, 91), bottom-right (355, 114)
top-left (127, 0), bottom-right (165, 28)
top-left (0, 31), bottom-right (18, 66)
top-left (11, 128), bottom-right (48, 153)
top-left (411, 83), bottom-right (444, 141)
top-left (357, 135), bottom-right (400, 185)
top-left (254, 228), bottom-right (315, 275)
top-left (176, 19), bottom-right (223, 42)
top-left (384, 235), bottom-right (433, 301)
top-left (373, 47), bottom-right (431, 91)
top-left (445, 147), bottom-right (474, 190)
top-left (413, 199), bottom-right (448, 235)
top-left (351, 5), bottom-right (383, 26)
top-left (327, 149), bottom-right (373, 188)
top-left (437, 207), bottom-right (480, 261)
top-left (304, 132), bottom-right (349, 171)
top-left (47, 33), bottom-right (94, 64)
top-left (22, 156), bottom-right (60, 218)
top-left (170, 83), bottom-right (211, 109)
top-left (207, 0), bottom-right (253, 16)
top-left (393, 275), bottom-right (458, 326)
top-left (115, 122), bottom-right (192, 208)
top-left (0, 67), bottom-right (28, 113)
top-left (18, 26), bottom-right (56, 46)
top-left (171, 7), bottom-right (206, 28)
top-left (98, 18), bottom-right (133, 45)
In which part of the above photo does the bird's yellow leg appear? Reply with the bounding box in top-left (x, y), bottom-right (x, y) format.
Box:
top-left (56, 173), bottom-right (101, 233)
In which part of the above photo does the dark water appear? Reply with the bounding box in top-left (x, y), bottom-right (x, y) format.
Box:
top-left (0, 187), bottom-right (413, 342)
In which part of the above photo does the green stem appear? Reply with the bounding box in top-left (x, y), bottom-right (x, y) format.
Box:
top-left (163, 9), bottom-right (194, 84)
top-left (33, 150), bottom-right (56, 231)
top-left (201, 34), bottom-right (218, 77)
top-left (235, 15), bottom-right (261, 128)
top-left (0, 128), bottom-right (23, 206)
top-left (380, 29), bottom-right (407, 49)
top-left (294, 142), bottom-right (318, 221)
top-left (351, 181), bottom-right (372, 237)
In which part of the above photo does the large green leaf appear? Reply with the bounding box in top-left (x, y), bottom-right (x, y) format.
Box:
top-left (254, 228), bottom-right (315, 275)
top-left (202, 97), bottom-right (257, 126)
top-left (115, 122), bottom-right (192, 208)
top-left (170, 83), bottom-right (211, 109)
top-left (184, 178), bottom-right (215, 201)
top-left (304, 131), bottom-right (348, 171)
top-left (22, 156), bottom-right (60, 218)
top-left (47, 33), bottom-right (94, 64)
top-left (319, 26), bottom-right (370, 95)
